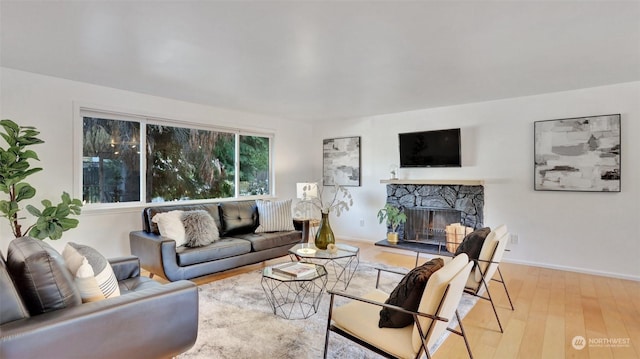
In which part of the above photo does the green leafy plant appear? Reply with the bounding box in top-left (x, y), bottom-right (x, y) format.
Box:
top-left (377, 203), bottom-right (407, 233)
top-left (0, 119), bottom-right (82, 240)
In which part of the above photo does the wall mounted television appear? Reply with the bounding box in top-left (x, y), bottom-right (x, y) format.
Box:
top-left (399, 128), bottom-right (461, 168)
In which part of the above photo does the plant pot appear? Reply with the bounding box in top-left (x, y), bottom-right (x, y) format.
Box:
top-left (387, 232), bottom-right (399, 244)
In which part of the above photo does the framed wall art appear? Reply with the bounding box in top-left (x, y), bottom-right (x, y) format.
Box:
top-left (534, 114), bottom-right (620, 192)
top-left (323, 136), bottom-right (361, 186)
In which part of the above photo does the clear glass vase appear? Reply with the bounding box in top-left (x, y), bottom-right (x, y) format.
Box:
top-left (314, 212), bottom-right (335, 250)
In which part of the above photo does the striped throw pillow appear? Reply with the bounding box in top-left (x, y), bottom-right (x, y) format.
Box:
top-left (255, 199), bottom-right (295, 233)
top-left (63, 243), bottom-right (121, 302)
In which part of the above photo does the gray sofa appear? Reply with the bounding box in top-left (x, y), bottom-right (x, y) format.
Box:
top-left (0, 236), bottom-right (198, 359)
top-left (130, 201), bottom-right (307, 281)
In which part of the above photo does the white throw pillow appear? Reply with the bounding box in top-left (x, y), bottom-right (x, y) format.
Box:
top-left (152, 210), bottom-right (186, 246)
top-left (255, 199), bottom-right (295, 233)
top-left (62, 243), bottom-right (121, 302)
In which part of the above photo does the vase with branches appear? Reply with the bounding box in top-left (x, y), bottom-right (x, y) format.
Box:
top-left (299, 182), bottom-right (353, 249)
top-left (300, 183), bottom-right (352, 216)
top-left (0, 119), bottom-right (82, 240)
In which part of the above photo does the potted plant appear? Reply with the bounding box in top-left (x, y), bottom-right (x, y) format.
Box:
top-left (377, 203), bottom-right (407, 244)
top-left (0, 119), bottom-right (82, 240)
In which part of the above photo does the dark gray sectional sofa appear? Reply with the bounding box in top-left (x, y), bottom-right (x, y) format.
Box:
top-left (130, 201), bottom-right (307, 281)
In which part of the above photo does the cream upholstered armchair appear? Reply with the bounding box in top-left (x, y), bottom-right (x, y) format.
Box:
top-left (463, 224), bottom-right (514, 333)
top-left (323, 254), bottom-right (474, 359)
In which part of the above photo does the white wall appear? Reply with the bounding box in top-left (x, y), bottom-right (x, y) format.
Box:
top-left (2, 67), bottom-right (637, 280)
top-left (0, 68), bottom-right (314, 257)
top-left (312, 82), bottom-right (640, 280)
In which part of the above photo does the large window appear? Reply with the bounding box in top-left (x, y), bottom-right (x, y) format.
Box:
top-left (239, 135), bottom-right (270, 196)
top-left (82, 118), bottom-right (141, 203)
top-left (146, 124), bottom-right (236, 202)
top-left (81, 111), bottom-right (272, 206)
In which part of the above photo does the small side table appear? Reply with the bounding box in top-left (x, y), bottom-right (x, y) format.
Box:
top-left (261, 263), bottom-right (327, 320)
top-left (294, 217), bottom-right (320, 242)
top-left (289, 243), bottom-right (359, 291)
top-left (308, 219), bottom-right (320, 239)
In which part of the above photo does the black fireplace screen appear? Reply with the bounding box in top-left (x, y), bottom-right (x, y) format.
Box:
top-left (403, 208), bottom-right (462, 244)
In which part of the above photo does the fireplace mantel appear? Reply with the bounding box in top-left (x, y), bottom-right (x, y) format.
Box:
top-left (380, 179), bottom-right (484, 186)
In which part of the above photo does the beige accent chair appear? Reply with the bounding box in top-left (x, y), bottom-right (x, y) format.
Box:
top-left (463, 224), bottom-right (514, 333)
top-left (323, 254), bottom-right (474, 359)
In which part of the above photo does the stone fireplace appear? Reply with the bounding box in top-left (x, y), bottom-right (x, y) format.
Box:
top-left (383, 180), bottom-right (484, 244)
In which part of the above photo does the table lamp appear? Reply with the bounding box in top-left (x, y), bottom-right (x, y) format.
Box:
top-left (296, 182), bottom-right (318, 219)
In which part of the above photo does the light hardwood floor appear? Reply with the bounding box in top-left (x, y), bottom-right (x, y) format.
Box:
top-left (147, 239), bottom-right (640, 359)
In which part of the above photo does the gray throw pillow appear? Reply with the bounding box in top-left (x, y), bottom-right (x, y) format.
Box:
top-left (182, 210), bottom-right (219, 247)
top-left (379, 257), bottom-right (444, 328)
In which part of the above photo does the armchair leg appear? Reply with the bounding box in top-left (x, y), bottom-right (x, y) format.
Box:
top-left (323, 294), bottom-right (335, 359)
top-left (496, 267), bottom-right (515, 311)
top-left (456, 310), bottom-right (474, 359)
top-left (480, 276), bottom-right (504, 333)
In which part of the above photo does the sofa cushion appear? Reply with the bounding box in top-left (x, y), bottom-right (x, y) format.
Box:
top-left (182, 210), bottom-right (219, 247)
top-left (379, 258), bottom-right (444, 328)
top-left (144, 203), bottom-right (221, 235)
top-left (63, 243), bottom-right (121, 301)
top-left (118, 276), bottom-right (162, 295)
top-left (230, 231), bottom-right (301, 252)
top-left (0, 252), bottom-right (30, 325)
top-left (255, 199), bottom-right (295, 233)
top-left (152, 210), bottom-right (186, 246)
top-left (176, 238), bottom-right (252, 266)
top-left (219, 201), bottom-right (258, 236)
top-left (333, 289), bottom-right (417, 359)
top-left (6, 237), bottom-right (82, 315)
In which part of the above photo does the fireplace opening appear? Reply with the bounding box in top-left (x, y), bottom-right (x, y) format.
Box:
top-left (403, 208), bottom-right (462, 245)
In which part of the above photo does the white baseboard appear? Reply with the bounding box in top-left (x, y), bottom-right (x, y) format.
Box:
top-left (338, 236), bottom-right (374, 245)
top-left (339, 236), bottom-right (640, 282)
top-left (502, 258), bottom-right (640, 282)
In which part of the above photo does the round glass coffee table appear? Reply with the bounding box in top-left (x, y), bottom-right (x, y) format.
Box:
top-left (261, 263), bottom-right (327, 320)
top-left (289, 243), bottom-right (359, 291)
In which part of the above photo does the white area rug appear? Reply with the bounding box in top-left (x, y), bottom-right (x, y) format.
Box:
top-left (179, 261), bottom-right (477, 359)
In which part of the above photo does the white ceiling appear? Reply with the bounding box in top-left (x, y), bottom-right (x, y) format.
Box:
top-left (2, 1), bottom-right (639, 122)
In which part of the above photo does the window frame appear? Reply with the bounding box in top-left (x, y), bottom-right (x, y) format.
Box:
top-left (74, 104), bottom-right (275, 212)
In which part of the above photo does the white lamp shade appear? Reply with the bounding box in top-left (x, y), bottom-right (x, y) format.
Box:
top-left (296, 182), bottom-right (318, 199)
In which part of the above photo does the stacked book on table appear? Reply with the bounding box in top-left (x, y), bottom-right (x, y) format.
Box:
top-left (272, 262), bottom-right (317, 278)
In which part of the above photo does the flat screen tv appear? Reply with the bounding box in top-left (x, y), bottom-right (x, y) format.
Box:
top-left (399, 128), bottom-right (461, 168)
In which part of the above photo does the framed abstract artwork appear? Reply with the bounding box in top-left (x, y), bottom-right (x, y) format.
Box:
top-left (323, 136), bottom-right (361, 187)
top-left (534, 114), bottom-right (620, 192)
